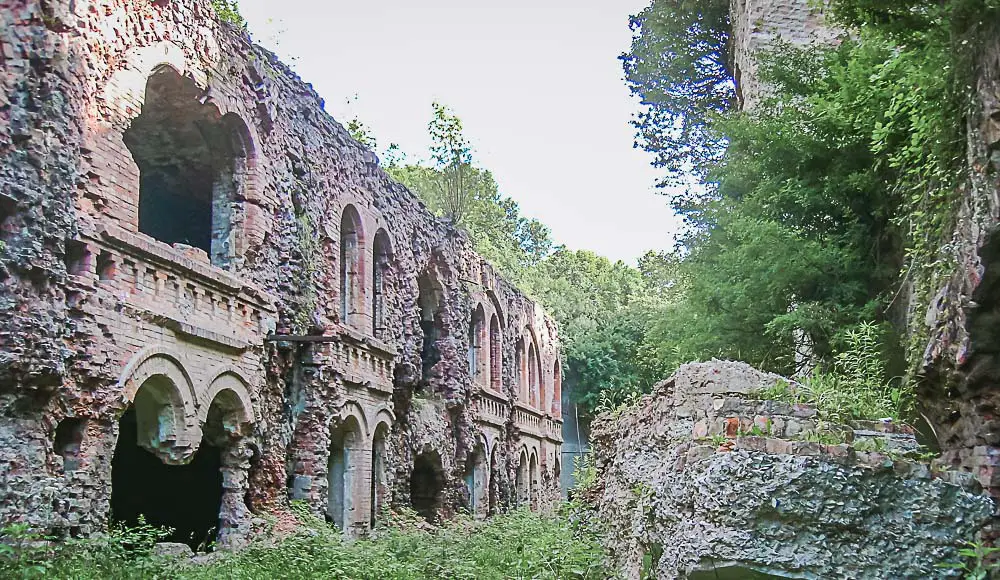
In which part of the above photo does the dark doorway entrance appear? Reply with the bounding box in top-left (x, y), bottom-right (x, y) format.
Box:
top-left (410, 451), bottom-right (443, 522)
top-left (110, 407), bottom-right (223, 550)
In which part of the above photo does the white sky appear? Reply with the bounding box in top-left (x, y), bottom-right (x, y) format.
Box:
top-left (234, 0), bottom-right (682, 264)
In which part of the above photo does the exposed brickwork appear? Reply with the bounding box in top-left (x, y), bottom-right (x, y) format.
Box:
top-left (0, 0), bottom-right (562, 544)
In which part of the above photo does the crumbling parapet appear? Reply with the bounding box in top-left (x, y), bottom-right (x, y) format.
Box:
top-left (584, 361), bottom-right (994, 579)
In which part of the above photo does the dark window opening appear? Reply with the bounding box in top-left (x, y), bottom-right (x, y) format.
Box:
top-left (410, 451), bottom-right (443, 522)
top-left (111, 407), bottom-right (223, 550)
top-left (64, 239), bottom-right (90, 276)
top-left (0, 194), bottom-right (14, 239)
top-left (54, 417), bottom-right (87, 472)
top-left (96, 251), bottom-right (116, 282)
top-left (372, 229), bottom-right (392, 338)
top-left (418, 274), bottom-right (443, 384)
top-left (124, 66), bottom-right (250, 268)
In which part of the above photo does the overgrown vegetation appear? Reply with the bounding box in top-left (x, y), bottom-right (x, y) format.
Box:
top-left (209, 0), bottom-right (246, 29)
top-left (616, 0), bottom-right (1000, 419)
top-left (756, 322), bottom-right (908, 422)
top-left (0, 509), bottom-right (610, 579)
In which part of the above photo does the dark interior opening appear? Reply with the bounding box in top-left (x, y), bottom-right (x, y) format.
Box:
top-left (417, 274), bottom-right (443, 384)
top-left (111, 407), bottom-right (223, 550)
top-left (96, 250), bottom-right (115, 282)
top-left (54, 417), bottom-right (86, 472)
top-left (64, 239), bottom-right (90, 276)
top-left (0, 194), bottom-right (14, 238)
top-left (410, 451), bottom-right (443, 522)
top-left (123, 66), bottom-right (246, 266)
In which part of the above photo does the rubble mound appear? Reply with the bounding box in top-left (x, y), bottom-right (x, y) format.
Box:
top-left (584, 360), bottom-right (994, 579)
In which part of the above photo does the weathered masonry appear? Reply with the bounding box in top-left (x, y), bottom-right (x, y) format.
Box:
top-left (0, 0), bottom-right (562, 548)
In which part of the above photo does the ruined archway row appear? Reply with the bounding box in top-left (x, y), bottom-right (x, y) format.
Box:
top-left (0, 0), bottom-right (563, 545)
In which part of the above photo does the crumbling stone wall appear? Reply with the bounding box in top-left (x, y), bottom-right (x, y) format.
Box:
top-left (0, 0), bottom-right (562, 545)
top-left (585, 361), bottom-right (994, 579)
top-left (729, 0), bottom-right (842, 109)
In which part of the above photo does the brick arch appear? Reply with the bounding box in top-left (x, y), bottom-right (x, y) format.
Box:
top-left (372, 407), bottom-right (396, 435)
top-left (117, 346), bottom-right (198, 422)
top-left (199, 367), bottom-right (256, 426)
top-left (334, 400), bottom-right (371, 440)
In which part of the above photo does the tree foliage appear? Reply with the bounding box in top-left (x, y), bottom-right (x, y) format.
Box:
top-left (622, 0), bottom-right (733, 187)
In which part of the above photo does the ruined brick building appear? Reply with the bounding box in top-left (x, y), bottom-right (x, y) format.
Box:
top-left (0, 0), bottom-right (563, 548)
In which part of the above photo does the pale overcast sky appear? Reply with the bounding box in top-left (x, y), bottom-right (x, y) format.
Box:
top-left (234, 0), bottom-right (682, 264)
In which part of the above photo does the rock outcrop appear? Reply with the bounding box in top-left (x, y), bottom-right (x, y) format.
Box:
top-left (584, 361), bottom-right (993, 579)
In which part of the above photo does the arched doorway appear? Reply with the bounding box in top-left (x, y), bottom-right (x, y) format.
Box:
top-left (370, 422), bottom-right (390, 527)
top-left (515, 449), bottom-right (529, 508)
top-left (410, 450), bottom-right (444, 522)
top-left (111, 377), bottom-right (222, 550)
top-left (327, 416), bottom-right (362, 531)
top-left (529, 452), bottom-right (539, 511)
top-left (464, 440), bottom-right (489, 518)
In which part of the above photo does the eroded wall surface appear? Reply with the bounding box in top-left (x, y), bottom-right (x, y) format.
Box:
top-left (585, 361), bottom-right (993, 579)
top-left (0, 0), bottom-right (562, 544)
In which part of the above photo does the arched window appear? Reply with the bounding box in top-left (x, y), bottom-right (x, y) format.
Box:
top-left (527, 342), bottom-right (539, 408)
top-left (515, 339), bottom-right (525, 401)
top-left (489, 315), bottom-right (501, 391)
top-left (469, 305), bottom-right (486, 382)
top-left (552, 360), bottom-right (562, 415)
top-left (124, 66), bottom-right (252, 269)
top-left (372, 229), bottom-right (392, 338)
top-left (340, 205), bottom-right (364, 328)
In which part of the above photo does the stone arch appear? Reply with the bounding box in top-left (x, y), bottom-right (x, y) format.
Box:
top-left (464, 433), bottom-right (490, 517)
top-left (489, 313), bottom-right (502, 391)
top-left (340, 204), bottom-right (367, 328)
top-left (469, 303), bottom-right (487, 384)
top-left (199, 368), bottom-right (256, 437)
top-left (370, 416), bottom-right (392, 527)
top-left (418, 269), bottom-right (445, 385)
top-left (485, 289), bottom-right (506, 329)
top-left (488, 443), bottom-right (500, 515)
top-left (552, 358), bottom-right (562, 415)
top-left (117, 347), bottom-right (198, 443)
top-left (515, 446), bottom-right (530, 507)
top-left (527, 340), bottom-right (541, 409)
top-left (334, 400), bottom-right (371, 441)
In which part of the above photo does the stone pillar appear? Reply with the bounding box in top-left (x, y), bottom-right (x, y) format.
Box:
top-left (216, 438), bottom-right (253, 549)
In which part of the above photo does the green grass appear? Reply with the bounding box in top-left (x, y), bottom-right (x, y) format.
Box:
top-left (1, 509), bottom-right (610, 580)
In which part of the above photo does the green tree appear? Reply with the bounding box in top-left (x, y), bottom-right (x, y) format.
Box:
top-left (622, 0), bottom-right (733, 188)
